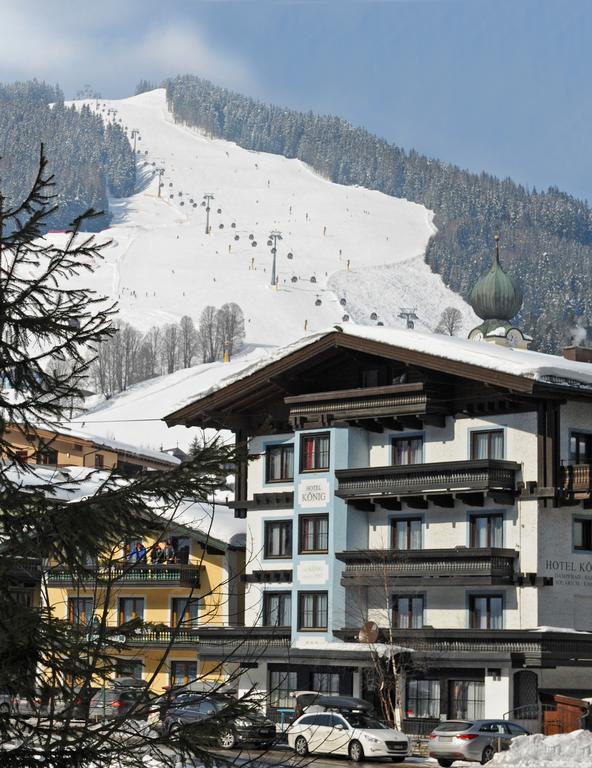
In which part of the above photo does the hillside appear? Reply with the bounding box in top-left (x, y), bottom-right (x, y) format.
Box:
top-left (0, 81), bottom-right (135, 230)
top-left (165, 74), bottom-right (592, 352)
top-left (57, 88), bottom-right (474, 347)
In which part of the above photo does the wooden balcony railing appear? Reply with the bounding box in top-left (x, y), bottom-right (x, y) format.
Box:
top-left (47, 563), bottom-right (200, 587)
top-left (335, 460), bottom-right (519, 502)
top-left (559, 464), bottom-right (592, 495)
top-left (337, 548), bottom-right (518, 585)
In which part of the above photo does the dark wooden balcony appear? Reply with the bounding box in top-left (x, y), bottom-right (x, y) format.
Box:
top-left (337, 548), bottom-right (518, 585)
top-left (47, 563), bottom-right (200, 588)
top-left (285, 382), bottom-right (449, 430)
top-left (559, 464), bottom-right (592, 497)
top-left (334, 627), bottom-right (592, 667)
top-left (193, 626), bottom-right (292, 660)
top-left (126, 626), bottom-right (200, 646)
top-left (335, 459), bottom-right (520, 509)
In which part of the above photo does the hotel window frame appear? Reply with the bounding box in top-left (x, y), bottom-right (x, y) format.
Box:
top-left (170, 660), bottom-right (197, 688)
top-left (569, 431), bottom-right (592, 464)
top-left (391, 435), bottom-right (424, 466)
top-left (264, 520), bottom-right (292, 559)
top-left (299, 514), bottom-right (329, 554)
top-left (300, 432), bottom-right (330, 473)
top-left (574, 517), bottom-right (592, 552)
top-left (68, 597), bottom-right (94, 626)
top-left (391, 517), bottom-right (423, 550)
top-left (470, 429), bottom-right (504, 460)
top-left (469, 594), bottom-right (503, 630)
top-left (265, 443), bottom-right (294, 483)
top-left (392, 594), bottom-right (425, 629)
top-left (449, 680), bottom-right (485, 720)
top-left (263, 591), bottom-right (292, 627)
top-left (298, 591), bottom-right (328, 631)
top-left (406, 679), bottom-right (441, 719)
top-left (118, 597), bottom-right (144, 625)
top-left (470, 513), bottom-right (504, 548)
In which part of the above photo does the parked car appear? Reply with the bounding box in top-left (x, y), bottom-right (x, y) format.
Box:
top-left (288, 710), bottom-right (409, 762)
top-left (163, 694), bottom-right (277, 749)
top-left (428, 720), bottom-right (530, 766)
top-left (81, 686), bottom-right (151, 722)
top-left (293, 691), bottom-right (373, 718)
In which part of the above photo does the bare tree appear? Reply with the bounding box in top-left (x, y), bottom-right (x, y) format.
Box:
top-left (162, 324), bottom-right (180, 373)
top-left (435, 306), bottom-right (463, 336)
top-left (179, 315), bottom-right (198, 368)
top-left (216, 303), bottom-right (245, 360)
top-left (198, 306), bottom-right (222, 363)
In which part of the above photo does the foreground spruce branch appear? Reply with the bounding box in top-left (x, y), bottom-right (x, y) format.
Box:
top-left (0, 147), bottom-right (268, 768)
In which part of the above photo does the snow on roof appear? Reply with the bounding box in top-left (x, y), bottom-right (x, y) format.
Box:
top-left (3, 464), bottom-right (244, 547)
top-left (291, 638), bottom-right (412, 657)
top-left (166, 324), bottom-right (592, 419)
top-left (69, 346), bottom-right (271, 452)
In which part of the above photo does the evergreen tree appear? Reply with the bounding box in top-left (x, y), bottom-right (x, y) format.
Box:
top-left (0, 148), bottom-right (246, 767)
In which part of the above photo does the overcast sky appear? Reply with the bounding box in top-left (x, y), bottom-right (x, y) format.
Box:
top-left (3, 0), bottom-right (591, 201)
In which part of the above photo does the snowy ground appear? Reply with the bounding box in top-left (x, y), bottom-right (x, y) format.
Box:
top-left (57, 89), bottom-right (475, 343)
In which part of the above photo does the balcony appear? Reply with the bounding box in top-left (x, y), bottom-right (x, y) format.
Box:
top-left (335, 459), bottom-right (520, 509)
top-left (193, 626), bottom-right (292, 661)
top-left (47, 563), bottom-right (201, 588)
top-left (559, 464), bottom-right (592, 498)
top-left (334, 627), bottom-right (592, 667)
top-left (337, 548), bottom-right (518, 586)
top-left (285, 382), bottom-right (449, 430)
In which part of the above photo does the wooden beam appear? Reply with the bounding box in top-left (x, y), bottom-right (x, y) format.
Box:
top-left (350, 499), bottom-right (375, 512)
top-left (405, 495), bottom-right (428, 510)
top-left (431, 494), bottom-right (455, 508)
top-left (381, 417), bottom-right (404, 431)
top-left (378, 498), bottom-right (402, 511)
top-left (488, 490), bottom-right (515, 506)
top-left (456, 492), bottom-right (485, 507)
top-left (423, 414), bottom-right (446, 428)
top-left (398, 415), bottom-right (423, 430)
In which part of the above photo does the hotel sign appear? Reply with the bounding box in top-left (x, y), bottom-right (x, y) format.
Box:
top-left (544, 559), bottom-right (592, 588)
top-left (298, 478), bottom-right (329, 508)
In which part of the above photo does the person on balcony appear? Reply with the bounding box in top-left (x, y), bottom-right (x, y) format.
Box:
top-left (150, 542), bottom-right (164, 564)
top-left (128, 541), bottom-right (147, 562)
top-left (163, 540), bottom-right (176, 564)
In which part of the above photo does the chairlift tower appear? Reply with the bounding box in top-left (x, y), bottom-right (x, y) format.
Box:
top-left (269, 230), bottom-right (283, 287)
top-left (155, 167), bottom-right (165, 198)
top-left (130, 128), bottom-right (140, 154)
top-left (398, 308), bottom-right (419, 329)
top-left (203, 193), bottom-right (215, 234)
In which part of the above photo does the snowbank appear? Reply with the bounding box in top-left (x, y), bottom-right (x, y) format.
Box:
top-left (489, 730), bottom-right (592, 767)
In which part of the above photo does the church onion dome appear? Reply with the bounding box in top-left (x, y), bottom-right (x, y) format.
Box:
top-left (468, 235), bottom-right (523, 321)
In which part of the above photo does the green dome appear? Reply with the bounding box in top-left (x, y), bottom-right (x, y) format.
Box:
top-left (469, 238), bottom-right (523, 321)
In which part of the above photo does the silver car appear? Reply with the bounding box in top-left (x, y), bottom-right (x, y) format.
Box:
top-left (428, 719), bottom-right (530, 766)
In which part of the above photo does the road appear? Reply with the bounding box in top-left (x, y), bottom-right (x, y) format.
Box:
top-left (211, 746), bottom-right (435, 768)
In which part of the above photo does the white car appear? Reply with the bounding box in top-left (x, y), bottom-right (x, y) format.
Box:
top-left (288, 710), bottom-right (409, 762)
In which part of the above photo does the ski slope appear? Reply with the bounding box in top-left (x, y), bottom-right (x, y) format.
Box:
top-left (59, 89), bottom-right (475, 343)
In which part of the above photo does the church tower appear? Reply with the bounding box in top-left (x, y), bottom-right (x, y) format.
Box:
top-left (468, 235), bottom-right (530, 348)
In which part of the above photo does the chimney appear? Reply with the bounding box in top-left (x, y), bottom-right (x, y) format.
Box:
top-left (562, 346), bottom-right (592, 364)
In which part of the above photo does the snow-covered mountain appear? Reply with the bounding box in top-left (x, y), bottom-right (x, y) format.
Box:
top-left (55, 88), bottom-right (478, 451)
top-left (58, 89), bottom-right (474, 343)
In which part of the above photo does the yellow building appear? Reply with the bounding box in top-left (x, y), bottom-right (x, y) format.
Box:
top-left (45, 513), bottom-right (245, 693)
top-left (7, 423), bottom-right (179, 474)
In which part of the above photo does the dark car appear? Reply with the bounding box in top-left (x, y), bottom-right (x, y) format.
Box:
top-left (163, 694), bottom-right (277, 749)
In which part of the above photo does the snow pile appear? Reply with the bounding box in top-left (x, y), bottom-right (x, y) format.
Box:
top-left (489, 730), bottom-right (592, 767)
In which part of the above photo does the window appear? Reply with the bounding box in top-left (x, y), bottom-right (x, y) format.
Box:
top-left (115, 659), bottom-right (144, 680)
top-left (266, 444), bottom-right (294, 482)
top-left (171, 598), bottom-right (200, 628)
top-left (393, 595), bottom-right (424, 628)
top-left (172, 536), bottom-right (191, 564)
top-left (574, 518), bottom-right (592, 551)
top-left (269, 669), bottom-right (298, 711)
top-left (392, 436), bottom-right (423, 466)
top-left (470, 514), bottom-right (503, 548)
top-left (391, 518), bottom-right (422, 550)
top-left (170, 660), bottom-right (197, 688)
top-left (36, 449), bottom-right (58, 465)
top-left (298, 592), bottom-right (328, 630)
top-left (119, 597), bottom-right (144, 624)
top-left (471, 430), bottom-right (504, 460)
top-left (312, 672), bottom-right (340, 695)
top-left (263, 592), bottom-right (291, 626)
top-left (449, 680), bottom-right (484, 720)
top-left (470, 595), bottom-right (503, 629)
top-left (570, 432), bottom-right (592, 463)
top-left (300, 433), bottom-right (330, 472)
top-left (68, 597), bottom-right (94, 626)
top-left (406, 679), bottom-right (440, 719)
top-left (299, 515), bottom-right (329, 553)
top-left (94, 454), bottom-right (104, 469)
top-left (264, 520), bottom-right (292, 559)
